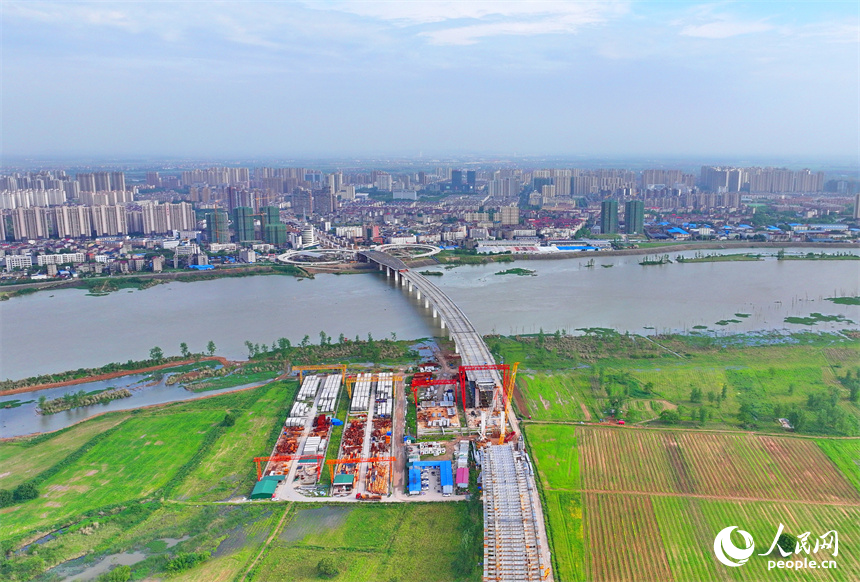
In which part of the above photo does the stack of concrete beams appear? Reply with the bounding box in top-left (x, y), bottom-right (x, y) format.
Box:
top-left (290, 402), bottom-right (311, 418)
top-left (482, 444), bottom-right (544, 582)
top-left (374, 372), bottom-right (393, 417)
top-left (303, 436), bottom-right (323, 456)
top-left (298, 375), bottom-right (321, 400)
top-left (351, 372), bottom-right (372, 412)
top-left (318, 374), bottom-right (340, 413)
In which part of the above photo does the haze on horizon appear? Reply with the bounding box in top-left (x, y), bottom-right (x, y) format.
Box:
top-left (2, 1), bottom-right (858, 161)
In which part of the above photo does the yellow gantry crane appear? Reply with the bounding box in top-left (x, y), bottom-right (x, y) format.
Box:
top-left (498, 362), bottom-right (519, 445)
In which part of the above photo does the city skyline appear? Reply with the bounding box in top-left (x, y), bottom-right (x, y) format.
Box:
top-left (2, 1), bottom-right (858, 160)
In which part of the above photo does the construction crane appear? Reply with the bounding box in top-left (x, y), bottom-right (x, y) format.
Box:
top-left (458, 364), bottom-right (510, 409)
top-left (325, 456), bottom-right (395, 482)
top-left (293, 364), bottom-right (347, 383)
top-left (409, 376), bottom-right (458, 407)
top-left (252, 454), bottom-right (323, 481)
top-left (498, 362), bottom-right (519, 445)
top-left (344, 373), bottom-right (402, 398)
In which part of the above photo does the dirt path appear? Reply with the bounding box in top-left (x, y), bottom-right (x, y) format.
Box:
top-left (0, 357), bottom-right (231, 397)
top-left (511, 377), bottom-right (531, 417)
top-left (239, 502), bottom-right (292, 582)
top-left (580, 403), bottom-right (592, 421)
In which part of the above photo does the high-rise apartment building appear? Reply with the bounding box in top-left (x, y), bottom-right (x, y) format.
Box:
top-left (53, 206), bottom-right (92, 238)
top-left (624, 200), bottom-right (644, 234)
top-left (498, 206), bottom-right (519, 226)
top-left (206, 210), bottom-right (230, 243)
top-left (90, 205), bottom-right (128, 236)
top-left (12, 207), bottom-right (50, 240)
top-left (233, 206), bottom-right (255, 242)
top-left (600, 200), bottom-right (618, 235)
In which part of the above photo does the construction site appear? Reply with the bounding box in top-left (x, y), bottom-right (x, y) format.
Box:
top-left (246, 354), bottom-right (551, 579)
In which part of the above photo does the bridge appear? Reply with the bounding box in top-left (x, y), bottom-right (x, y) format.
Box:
top-left (360, 249), bottom-right (553, 581)
top-left (360, 250), bottom-right (499, 391)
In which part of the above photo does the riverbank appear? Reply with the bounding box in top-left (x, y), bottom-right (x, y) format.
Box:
top-left (0, 264), bottom-right (310, 299)
top-left (0, 356), bottom-right (230, 397)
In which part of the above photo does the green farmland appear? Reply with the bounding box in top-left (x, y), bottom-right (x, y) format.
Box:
top-left (524, 423), bottom-right (860, 582)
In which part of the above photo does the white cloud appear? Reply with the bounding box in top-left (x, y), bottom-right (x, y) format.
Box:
top-left (318, 1), bottom-right (628, 44)
top-left (680, 19), bottom-right (774, 39)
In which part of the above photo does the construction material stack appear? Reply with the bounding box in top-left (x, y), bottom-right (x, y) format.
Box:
top-left (297, 374), bottom-right (321, 401)
top-left (374, 372), bottom-right (393, 417)
top-left (350, 373), bottom-right (372, 412)
top-left (317, 374), bottom-right (340, 413)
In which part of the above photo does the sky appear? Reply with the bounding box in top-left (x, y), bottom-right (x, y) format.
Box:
top-left (2, 1), bottom-right (859, 161)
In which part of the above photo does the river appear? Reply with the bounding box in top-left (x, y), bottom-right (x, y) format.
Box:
top-left (0, 247), bottom-right (857, 436)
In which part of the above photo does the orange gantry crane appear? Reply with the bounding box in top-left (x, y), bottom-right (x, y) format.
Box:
top-left (293, 364), bottom-right (347, 383)
top-left (325, 456), bottom-right (395, 483)
top-left (253, 454), bottom-right (323, 481)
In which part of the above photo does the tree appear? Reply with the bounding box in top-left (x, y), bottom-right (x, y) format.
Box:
top-left (777, 532), bottom-right (798, 555)
top-left (98, 565), bottom-right (131, 582)
top-left (207, 340), bottom-right (216, 356)
top-left (38, 395), bottom-right (47, 410)
top-left (245, 340), bottom-right (256, 359)
top-left (301, 335), bottom-right (310, 348)
top-left (317, 557), bottom-right (339, 579)
top-left (180, 342), bottom-right (190, 358)
top-left (12, 482), bottom-right (39, 502)
top-left (390, 331), bottom-right (397, 342)
top-left (659, 409), bottom-right (680, 424)
top-left (690, 387), bottom-right (702, 403)
top-left (721, 384), bottom-right (728, 399)
top-left (338, 333), bottom-right (346, 344)
top-left (319, 331), bottom-right (328, 346)
top-left (698, 407), bottom-right (707, 423)
top-left (222, 412), bottom-right (237, 427)
top-left (149, 346), bottom-right (164, 362)
top-left (277, 337), bottom-right (291, 351)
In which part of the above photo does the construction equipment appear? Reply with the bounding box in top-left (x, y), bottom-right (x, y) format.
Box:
top-left (458, 364), bottom-right (510, 409)
top-left (326, 456), bottom-right (395, 483)
top-left (498, 362), bottom-right (519, 445)
top-left (293, 364), bottom-right (346, 383)
top-left (252, 454), bottom-right (323, 481)
top-left (409, 376), bottom-right (458, 407)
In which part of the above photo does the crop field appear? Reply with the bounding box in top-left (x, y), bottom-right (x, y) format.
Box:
top-left (582, 492), bottom-right (672, 582)
top-left (653, 497), bottom-right (860, 581)
top-left (253, 503), bottom-right (474, 582)
top-left (172, 380), bottom-right (297, 502)
top-left (576, 427), bottom-right (860, 502)
top-left (0, 414), bottom-right (129, 489)
top-left (526, 422), bottom-right (860, 581)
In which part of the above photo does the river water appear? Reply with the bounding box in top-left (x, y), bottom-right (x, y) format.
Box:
top-left (1, 247), bottom-right (857, 436)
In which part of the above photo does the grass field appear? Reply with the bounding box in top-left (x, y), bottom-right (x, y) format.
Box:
top-left (508, 334), bottom-right (860, 434)
top-left (172, 380), bottom-right (297, 502)
top-left (253, 503), bottom-right (476, 582)
top-left (0, 409), bottom-right (223, 539)
top-left (0, 414), bottom-right (129, 489)
top-left (816, 439), bottom-right (860, 493)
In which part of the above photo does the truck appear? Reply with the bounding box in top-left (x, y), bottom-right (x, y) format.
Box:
top-left (355, 492), bottom-right (382, 501)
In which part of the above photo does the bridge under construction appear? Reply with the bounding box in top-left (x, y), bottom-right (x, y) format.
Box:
top-left (360, 249), bottom-right (553, 582)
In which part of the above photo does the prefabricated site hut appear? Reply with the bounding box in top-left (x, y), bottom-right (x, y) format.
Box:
top-left (250, 475), bottom-right (283, 499)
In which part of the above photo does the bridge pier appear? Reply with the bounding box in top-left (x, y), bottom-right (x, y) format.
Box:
top-left (379, 263), bottom-right (383, 272)
top-left (416, 289), bottom-right (421, 300)
top-left (432, 307), bottom-right (437, 318)
top-left (386, 266), bottom-right (391, 278)
top-left (440, 319), bottom-right (446, 329)
top-left (424, 298), bottom-right (429, 308)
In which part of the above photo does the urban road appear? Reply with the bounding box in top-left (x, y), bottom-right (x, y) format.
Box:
top-left (360, 250), bottom-right (554, 582)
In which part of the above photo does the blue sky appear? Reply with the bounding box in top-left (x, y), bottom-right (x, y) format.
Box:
top-left (2, 1), bottom-right (858, 160)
